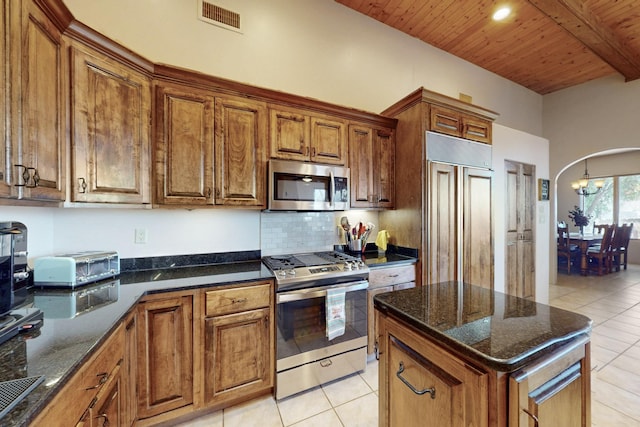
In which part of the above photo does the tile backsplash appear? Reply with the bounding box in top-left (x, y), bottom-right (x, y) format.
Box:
top-left (260, 211), bottom-right (340, 256)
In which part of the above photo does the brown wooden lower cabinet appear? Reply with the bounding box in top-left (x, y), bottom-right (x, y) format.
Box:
top-left (367, 264), bottom-right (416, 354)
top-left (33, 280), bottom-right (275, 426)
top-left (136, 293), bottom-right (194, 420)
top-left (203, 281), bottom-right (274, 407)
top-left (378, 313), bottom-right (590, 427)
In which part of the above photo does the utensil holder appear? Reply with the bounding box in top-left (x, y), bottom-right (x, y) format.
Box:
top-left (348, 240), bottom-right (362, 252)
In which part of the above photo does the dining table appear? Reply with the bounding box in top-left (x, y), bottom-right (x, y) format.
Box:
top-left (569, 233), bottom-right (603, 275)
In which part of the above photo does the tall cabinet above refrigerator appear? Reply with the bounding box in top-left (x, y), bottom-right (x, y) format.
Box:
top-left (379, 88), bottom-right (498, 289)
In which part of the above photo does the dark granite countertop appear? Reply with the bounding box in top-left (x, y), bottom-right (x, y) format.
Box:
top-left (339, 244), bottom-right (418, 268)
top-left (1, 256), bottom-right (273, 427)
top-left (2, 247), bottom-right (418, 425)
top-left (374, 281), bottom-right (592, 372)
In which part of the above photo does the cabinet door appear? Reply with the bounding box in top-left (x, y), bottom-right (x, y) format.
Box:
top-left (214, 95), bottom-right (267, 207)
top-left (374, 128), bottom-right (395, 207)
top-left (310, 116), bottom-right (346, 165)
top-left (137, 295), bottom-right (193, 419)
top-left (349, 125), bottom-right (374, 207)
top-left (0, 0), bottom-right (8, 198)
top-left (92, 365), bottom-right (122, 427)
top-left (122, 312), bottom-right (137, 427)
top-left (204, 307), bottom-right (273, 404)
top-left (427, 162), bottom-right (457, 284)
top-left (367, 285), bottom-right (393, 354)
top-left (429, 105), bottom-right (461, 137)
top-left (349, 124), bottom-right (395, 208)
top-left (379, 315), bottom-right (489, 427)
top-left (155, 84), bottom-right (215, 205)
top-left (269, 108), bottom-right (309, 161)
top-left (462, 168), bottom-right (493, 290)
top-left (10, 0), bottom-right (65, 201)
top-left (70, 44), bottom-right (151, 204)
top-left (510, 339), bottom-right (590, 427)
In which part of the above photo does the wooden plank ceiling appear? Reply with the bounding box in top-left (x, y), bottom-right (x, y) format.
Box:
top-left (335, 0), bottom-right (640, 94)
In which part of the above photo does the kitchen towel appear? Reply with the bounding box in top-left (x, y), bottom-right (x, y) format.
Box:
top-left (375, 229), bottom-right (390, 251)
top-left (325, 287), bottom-right (346, 340)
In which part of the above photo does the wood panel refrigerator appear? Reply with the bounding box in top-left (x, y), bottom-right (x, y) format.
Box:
top-left (424, 132), bottom-right (493, 289)
top-left (380, 131), bottom-right (494, 289)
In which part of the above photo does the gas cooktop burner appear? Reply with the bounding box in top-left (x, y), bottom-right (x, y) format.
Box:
top-left (262, 251), bottom-right (369, 291)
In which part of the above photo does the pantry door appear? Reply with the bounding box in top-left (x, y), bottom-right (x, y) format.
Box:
top-left (505, 160), bottom-right (536, 300)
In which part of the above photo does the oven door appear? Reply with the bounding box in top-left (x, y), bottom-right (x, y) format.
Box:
top-left (275, 280), bottom-right (368, 371)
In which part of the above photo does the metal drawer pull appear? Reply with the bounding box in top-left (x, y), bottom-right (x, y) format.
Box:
top-left (320, 358), bottom-right (332, 367)
top-left (523, 409), bottom-right (539, 427)
top-left (396, 362), bottom-right (436, 399)
top-left (232, 297), bottom-right (248, 304)
top-left (86, 372), bottom-right (109, 390)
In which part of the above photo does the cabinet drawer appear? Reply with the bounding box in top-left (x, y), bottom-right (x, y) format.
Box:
top-left (429, 105), bottom-right (461, 136)
top-left (369, 265), bottom-right (416, 288)
top-left (461, 116), bottom-right (492, 144)
top-left (206, 282), bottom-right (272, 316)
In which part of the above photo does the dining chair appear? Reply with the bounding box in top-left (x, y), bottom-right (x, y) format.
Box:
top-left (557, 226), bottom-right (579, 275)
top-left (587, 224), bottom-right (615, 276)
top-left (609, 224), bottom-right (628, 273)
top-left (617, 223), bottom-right (634, 271)
top-left (593, 224), bottom-right (608, 235)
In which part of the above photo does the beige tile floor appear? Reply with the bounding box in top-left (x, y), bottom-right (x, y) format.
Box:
top-left (179, 264), bottom-right (640, 427)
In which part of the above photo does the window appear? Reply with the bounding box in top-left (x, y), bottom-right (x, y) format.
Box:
top-left (584, 174), bottom-right (640, 239)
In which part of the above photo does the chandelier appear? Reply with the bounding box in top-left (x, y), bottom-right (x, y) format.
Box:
top-left (571, 159), bottom-right (604, 196)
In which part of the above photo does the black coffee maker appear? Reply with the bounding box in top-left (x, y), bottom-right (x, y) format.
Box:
top-left (0, 221), bottom-right (30, 316)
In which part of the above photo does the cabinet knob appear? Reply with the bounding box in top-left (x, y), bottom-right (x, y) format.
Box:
top-left (78, 177), bottom-right (88, 193)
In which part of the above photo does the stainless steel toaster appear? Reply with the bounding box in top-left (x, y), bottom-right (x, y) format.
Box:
top-left (34, 251), bottom-right (119, 288)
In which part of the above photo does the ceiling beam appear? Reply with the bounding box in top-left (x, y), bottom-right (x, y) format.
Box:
top-left (528, 0), bottom-right (640, 82)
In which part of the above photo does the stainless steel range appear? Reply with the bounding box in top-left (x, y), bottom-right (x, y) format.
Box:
top-left (263, 251), bottom-right (369, 400)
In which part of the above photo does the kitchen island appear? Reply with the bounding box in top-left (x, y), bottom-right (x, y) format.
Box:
top-left (374, 282), bottom-right (592, 427)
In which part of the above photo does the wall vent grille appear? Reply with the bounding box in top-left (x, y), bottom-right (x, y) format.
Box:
top-left (198, 1), bottom-right (242, 33)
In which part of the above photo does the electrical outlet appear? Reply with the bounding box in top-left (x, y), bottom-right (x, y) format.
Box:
top-left (134, 228), bottom-right (148, 244)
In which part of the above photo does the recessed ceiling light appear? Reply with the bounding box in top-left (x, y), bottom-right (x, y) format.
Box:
top-left (493, 6), bottom-right (511, 21)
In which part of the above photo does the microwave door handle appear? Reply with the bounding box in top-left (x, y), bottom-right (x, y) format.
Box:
top-left (330, 171), bottom-right (335, 208)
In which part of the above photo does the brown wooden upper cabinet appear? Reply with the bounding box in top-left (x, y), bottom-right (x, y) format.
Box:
top-left (3, 0), bottom-right (66, 201)
top-left (155, 85), bottom-right (267, 208)
top-left (348, 124), bottom-right (395, 208)
top-left (69, 42), bottom-right (151, 204)
top-left (269, 106), bottom-right (347, 165)
top-left (214, 95), bottom-right (267, 207)
top-left (155, 83), bottom-right (216, 206)
top-left (429, 104), bottom-right (492, 144)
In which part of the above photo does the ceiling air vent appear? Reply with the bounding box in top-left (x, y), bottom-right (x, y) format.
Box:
top-left (198, 0), bottom-right (242, 33)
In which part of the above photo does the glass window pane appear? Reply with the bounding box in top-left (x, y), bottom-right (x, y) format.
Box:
top-left (584, 177), bottom-right (613, 231)
top-left (619, 174), bottom-right (640, 239)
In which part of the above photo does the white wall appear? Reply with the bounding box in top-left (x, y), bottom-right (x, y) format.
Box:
top-left (492, 125), bottom-right (550, 303)
top-left (5, 1), bottom-right (554, 291)
top-left (62, 0), bottom-right (542, 136)
top-left (543, 75), bottom-right (640, 280)
top-left (1, 206), bottom-right (260, 259)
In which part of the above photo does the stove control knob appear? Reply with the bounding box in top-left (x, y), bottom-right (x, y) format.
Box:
top-left (287, 269), bottom-right (296, 276)
top-left (276, 270), bottom-right (287, 278)
top-left (358, 261), bottom-right (366, 268)
top-left (343, 262), bottom-right (352, 270)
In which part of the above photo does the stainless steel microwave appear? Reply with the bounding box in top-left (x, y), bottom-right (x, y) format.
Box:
top-left (268, 159), bottom-right (350, 211)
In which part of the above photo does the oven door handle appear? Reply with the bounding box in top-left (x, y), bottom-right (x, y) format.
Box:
top-left (276, 280), bottom-right (369, 303)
